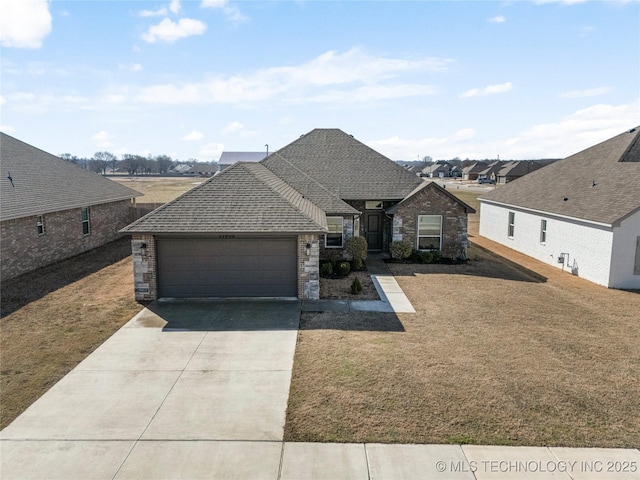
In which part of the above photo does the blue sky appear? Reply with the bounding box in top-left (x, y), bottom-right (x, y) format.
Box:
top-left (1, 0), bottom-right (639, 162)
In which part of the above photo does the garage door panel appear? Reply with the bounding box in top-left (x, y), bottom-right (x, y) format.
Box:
top-left (157, 237), bottom-right (297, 298)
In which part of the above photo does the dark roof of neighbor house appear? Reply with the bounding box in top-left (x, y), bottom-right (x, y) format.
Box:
top-left (480, 127), bottom-right (640, 226)
top-left (121, 162), bottom-right (327, 234)
top-left (262, 128), bottom-right (422, 200)
top-left (1, 132), bottom-right (142, 222)
top-left (187, 163), bottom-right (218, 174)
top-left (219, 151), bottom-right (267, 166)
top-left (386, 181), bottom-right (476, 215)
top-left (496, 160), bottom-right (551, 178)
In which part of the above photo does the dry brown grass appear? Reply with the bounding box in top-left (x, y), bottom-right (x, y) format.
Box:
top-left (0, 239), bottom-right (142, 429)
top-left (285, 243), bottom-right (640, 447)
top-left (110, 176), bottom-right (202, 204)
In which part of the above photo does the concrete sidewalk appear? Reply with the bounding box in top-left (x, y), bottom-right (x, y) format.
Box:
top-left (2, 297), bottom-right (639, 479)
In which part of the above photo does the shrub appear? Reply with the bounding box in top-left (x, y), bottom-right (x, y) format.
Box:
top-left (336, 261), bottom-right (351, 277)
top-left (345, 236), bottom-right (367, 270)
top-left (320, 262), bottom-right (333, 277)
top-left (390, 240), bottom-right (413, 260)
top-left (411, 250), bottom-right (434, 264)
top-left (350, 276), bottom-right (363, 295)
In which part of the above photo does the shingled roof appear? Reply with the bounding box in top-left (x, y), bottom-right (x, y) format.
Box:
top-left (260, 152), bottom-right (359, 215)
top-left (262, 128), bottom-right (422, 200)
top-left (121, 162), bottom-right (327, 234)
top-left (386, 181), bottom-right (476, 214)
top-left (480, 127), bottom-right (640, 226)
top-left (1, 132), bottom-right (141, 222)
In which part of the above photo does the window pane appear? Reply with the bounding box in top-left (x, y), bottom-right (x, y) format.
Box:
top-left (418, 237), bottom-right (441, 250)
top-left (326, 217), bottom-right (343, 247)
top-left (418, 216), bottom-right (441, 236)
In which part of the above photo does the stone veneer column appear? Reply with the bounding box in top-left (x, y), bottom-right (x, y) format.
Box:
top-left (131, 234), bottom-right (157, 302)
top-left (298, 234), bottom-right (320, 300)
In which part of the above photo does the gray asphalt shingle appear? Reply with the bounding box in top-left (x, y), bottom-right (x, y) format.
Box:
top-left (1, 133), bottom-right (142, 221)
top-left (122, 162), bottom-right (327, 234)
top-left (480, 127), bottom-right (640, 225)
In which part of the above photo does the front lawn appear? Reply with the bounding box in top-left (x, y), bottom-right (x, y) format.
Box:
top-left (285, 244), bottom-right (640, 447)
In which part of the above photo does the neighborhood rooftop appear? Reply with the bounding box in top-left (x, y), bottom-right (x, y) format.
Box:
top-left (0, 132), bottom-right (141, 222)
top-left (480, 127), bottom-right (640, 226)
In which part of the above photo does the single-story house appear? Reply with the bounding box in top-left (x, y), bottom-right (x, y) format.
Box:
top-left (0, 132), bottom-right (142, 281)
top-left (495, 160), bottom-right (555, 184)
top-left (122, 129), bottom-right (475, 301)
top-left (462, 162), bottom-right (488, 181)
top-left (218, 151), bottom-right (267, 172)
top-left (479, 126), bottom-right (640, 290)
top-left (186, 163), bottom-right (218, 176)
top-left (421, 163), bottom-right (451, 178)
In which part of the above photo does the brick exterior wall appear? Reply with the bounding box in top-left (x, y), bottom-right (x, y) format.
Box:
top-left (298, 234), bottom-right (320, 300)
top-left (131, 234), bottom-right (157, 302)
top-left (1, 200), bottom-right (132, 281)
top-left (392, 187), bottom-right (470, 260)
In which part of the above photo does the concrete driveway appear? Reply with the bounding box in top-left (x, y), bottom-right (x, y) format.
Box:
top-left (1, 299), bottom-right (299, 479)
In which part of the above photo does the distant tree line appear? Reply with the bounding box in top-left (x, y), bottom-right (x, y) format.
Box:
top-left (58, 151), bottom-right (212, 175)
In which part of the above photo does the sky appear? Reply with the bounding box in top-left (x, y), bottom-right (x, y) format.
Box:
top-left (1, 0), bottom-right (639, 163)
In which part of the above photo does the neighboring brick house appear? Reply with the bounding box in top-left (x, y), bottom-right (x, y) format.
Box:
top-left (1, 132), bottom-right (142, 281)
top-left (122, 128), bottom-right (474, 302)
top-left (479, 126), bottom-right (640, 289)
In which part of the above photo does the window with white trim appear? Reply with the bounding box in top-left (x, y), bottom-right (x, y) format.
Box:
top-left (540, 219), bottom-right (547, 244)
top-left (326, 217), bottom-right (343, 247)
top-left (81, 207), bottom-right (91, 236)
top-left (353, 217), bottom-right (360, 237)
top-left (417, 215), bottom-right (442, 251)
top-left (508, 211), bottom-right (515, 238)
top-left (36, 214), bottom-right (45, 236)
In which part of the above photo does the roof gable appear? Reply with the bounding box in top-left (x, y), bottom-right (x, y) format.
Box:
top-left (262, 128), bottom-right (422, 200)
top-left (122, 162), bottom-right (327, 234)
top-left (1, 133), bottom-right (141, 221)
top-left (386, 181), bottom-right (476, 214)
top-left (481, 127), bottom-right (640, 225)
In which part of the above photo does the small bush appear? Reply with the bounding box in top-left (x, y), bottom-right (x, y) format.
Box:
top-left (345, 236), bottom-right (367, 270)
top-left (336, 261), bottom-right (351, 277)
top-left (390, 240), bottom-right (413, 260)
top-left (411, 250), bottom-right (434, 264)
top-left (320, 262), bottom-right (333, 277)
top-left (350, 276), bottom-right (363, 295)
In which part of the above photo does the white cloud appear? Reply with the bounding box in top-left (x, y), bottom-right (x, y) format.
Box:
top-left (0, 95), bottom-right (6, 106)
top-left (92, 130), bottom-right (113, 148)
top-left (136, 47), bottom-right (450, 105)
top-left (559, 87), bottom-right (611, 99)
top-left (368, 99), bottom-right (640, 160)
top-left (169, 0), bottom-right (181, 14)
top-left (461, 82), bottom-right (513, 98)
top-left (0, 0), bottom-right (52, 49)
top-left (139, 7), bottom-right (168, 17)
top-left (119, 63), bottom-right (142, 72)
top-left (182, 130), bottom-right (204, 141)
top-left (200, 0), bottom-right (248, 23)
top-left (488, 15), bottom-right (506, 23)
top-left (198, 142), bottom-right (224, 161)
top-left (141, 18), bottom-right (207, 43)
top-left (222, 121), bottom-right (244, 134)
top-left (502, 99), bottom-right (640, 157)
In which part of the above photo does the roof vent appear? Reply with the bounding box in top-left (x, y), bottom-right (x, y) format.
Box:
top-left (629, 128), bottom-right (636, 133)
top-left (563, 197), bottom-right (569, 202)
top-left (591, 180), bottom-right (597, 187)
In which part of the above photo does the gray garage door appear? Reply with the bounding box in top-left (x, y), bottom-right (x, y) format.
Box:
top-left (157, 237), bottom-right (297, 298)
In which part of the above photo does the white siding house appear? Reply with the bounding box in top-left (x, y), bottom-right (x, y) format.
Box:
top-left (479, 127), bottom-right (640, 290)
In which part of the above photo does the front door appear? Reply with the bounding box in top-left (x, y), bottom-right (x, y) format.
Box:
top-left (366, 213), bottom-right (382, 250)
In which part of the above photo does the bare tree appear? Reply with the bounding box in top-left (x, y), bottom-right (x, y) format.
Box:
top-left (92, 151), bottom-right (117, 174)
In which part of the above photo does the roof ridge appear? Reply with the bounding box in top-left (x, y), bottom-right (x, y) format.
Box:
top-left (618, 126), bottom-right (640, 162)
top-left (239, 162), bottom-right (327, 230)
